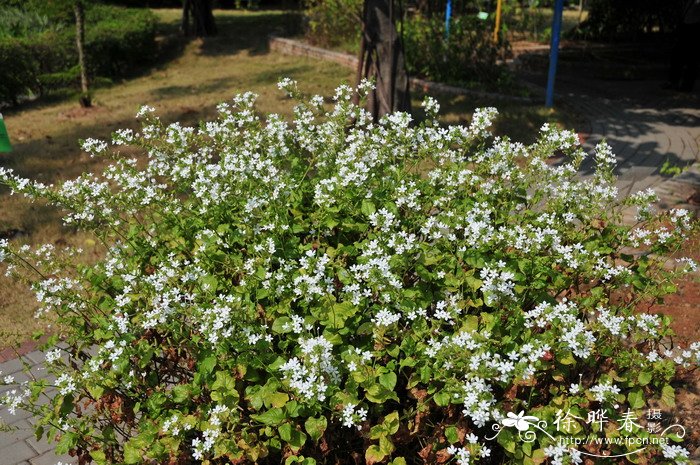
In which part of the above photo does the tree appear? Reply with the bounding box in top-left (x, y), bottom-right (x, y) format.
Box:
top-left (27, 0), bottom-right (93, 107)
top-left (356, 0), bottom-right (411, 120)
top-left (74, 0), bottom-right (91, 107)
top-left (182, 0), bottom-right (217, 37)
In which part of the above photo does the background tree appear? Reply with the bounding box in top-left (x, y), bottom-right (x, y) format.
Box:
top-left (23, 0), bottom-right (93, 106)
top-left (74, 0), bottom-right (91, 107)
top-left (356, 0), bottom-right (411, 120)
top-left (182, 0), bottom-right (218, 37)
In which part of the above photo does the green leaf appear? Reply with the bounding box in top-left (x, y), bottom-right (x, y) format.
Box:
top-left (433, 390), bottom-right (451, 407)
top-left (361, 199), bottom-right (377, 217)
top-left (304, 416), bottom-right (327, 442)
top-left (199, 355), bottom-right (217, 376)
top-left (379, 372), bottom-right (397, 391)
top-left (365, 383), bottom-right (398, 404)
top-left (465, 275), bottom-right (482, 291)
top-left (323, 301), bottom-right (358, 329)
top-left (379, 435), bottom-right (395, 455)
top-left (211, 370), bottom-right (237, 402)
top-left (55, 431), bottom-right (78, 455)
top-left (365, 445), bottom-right (388, 464)
top-left (445, 426), bottom-right (459, 444)
top-left (272, 316), bottom-right (292, 333)
top-left (383, 411), bottom-right (400, 435)
top-left (628, 387), bottom-right (644, 409)
top-left (171, 384), bottom-right (192, 403)
top-left (253, 407), bottom-right (287, 425)
top-left (558, 351), bottom-right (576, 365)
top-left (661, 385), bottom-right (675, 407)
top-left (123, 441), bottom-right (142, 464)
top-left (268, 391), bottom-right (289, 408)
top-left (90, 450), bottom-right (108, 465)
top-left (524, 448), bottom-right (546, 465)
top-left (57, 394), bottom-right (74, 417)
top-left (637, 371), bottom-right (652, 386)
top-left (279, 422), bottom-right (307, 449)
top-left (497, 427), bottom-right (516, 453)
top-left (200, 274), bottom-right (218, 292)
top-left (390, 458), bottom-right (407, 465)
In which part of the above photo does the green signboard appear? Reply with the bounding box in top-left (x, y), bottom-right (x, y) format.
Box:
top-left (0, 113), bottom-right (12, 153)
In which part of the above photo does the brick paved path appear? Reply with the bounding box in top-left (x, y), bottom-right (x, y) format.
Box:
top-left (538, 73), bottom-right (700, 216)
top-left (0, 350), bottom-right (72, 465)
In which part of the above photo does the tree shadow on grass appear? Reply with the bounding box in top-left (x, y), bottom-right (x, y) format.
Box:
top-left (149, 63), bottom-right (313, 99)
top-left (196, 11), bottom-right (304, 57)
top-left (2, 10), bottom-right (304, 116)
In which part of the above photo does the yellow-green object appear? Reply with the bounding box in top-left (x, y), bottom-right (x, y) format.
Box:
top-left (0, 113), bottom-right (12, 153)
top-left (493, 0), bottom-right (503, 42)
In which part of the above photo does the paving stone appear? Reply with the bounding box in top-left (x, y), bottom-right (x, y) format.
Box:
top-left (0, 358), bottom-right (26, 377)
top-left (0, 438), bottom-right (36, 464)
top-left (23, 352), bottom-right (45, 366)
top-left (1, 407), bottom-right (34, 426)
top-left (29, 451), bottom-right (75, 465)
top-left (26, 434), bottom-right (55, 456)
top-left (0, 419), bottom-right (33, 448)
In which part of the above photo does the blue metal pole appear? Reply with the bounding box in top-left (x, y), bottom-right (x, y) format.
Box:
top-left (445, 0), bottom-right (452, 39)
top-left (545, 0), bottom-right (564, 108)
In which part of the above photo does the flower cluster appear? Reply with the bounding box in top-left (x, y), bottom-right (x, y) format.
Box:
top-left (0, 80), bottom-right (697, 464)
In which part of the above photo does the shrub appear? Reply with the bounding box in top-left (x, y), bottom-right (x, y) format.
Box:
top-left (0, 5), bottom-right (157, 106)
top-left (303, 0), bottom-right (363, 48)
top-left (0, 81), bottom-right (698, 464)
top-left (0, 38), bottom-right (41, 105)
top-left (302, 3), bottom-right (512, 90)
top-left (402, 15), bottom-right (511, 91)
top-left (84, 5), bottom-right (158, 79)
top-left (572, 0), bottom-right (684, 40)
top-left (0, 6), bottom-right (57, 39)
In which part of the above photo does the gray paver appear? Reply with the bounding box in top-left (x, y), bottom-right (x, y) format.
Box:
top-left (0, 419), bottom-right (33, 448)
top-left (26, 435), bottom-right (55, 456)
top-left (23, 352), bottom-right (45, 366)
top-left (0, 358), bottom-right (26, 377)
top-left (29, 451), bottom-right (75, 465)
top-left (0, 438), bottom-right (36, 464)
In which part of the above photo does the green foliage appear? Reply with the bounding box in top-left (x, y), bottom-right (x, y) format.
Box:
top-left (572, 0), bottom-right (685, 41)
top-left (303, 1), bottom-right (512, 89)
top-left (402, 14), bottom-right (511, 91)
top-left (659, 158), bottom-right (686, 177)
top-left (0, 5), bottom-right (156, 106)
top-left (303, 0), bottom-right (363, 48)
top-left (0, 81), bottom-right (698, 464)
top-left (83, 5), bottom-right (158, 79)
top-left (0, 7), bottom-right (57, 39)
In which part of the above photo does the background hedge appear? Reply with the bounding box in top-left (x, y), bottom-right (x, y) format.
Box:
top-left (0, 5), bottom-right (157, 106)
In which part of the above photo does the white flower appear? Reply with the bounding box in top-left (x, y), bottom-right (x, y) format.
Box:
top-left (135, 105), bottom-right (156, 118)
top-left (45, 349), bottom-right (62, 363)
top-left (0, 238), bottom-right (8, 263)
top-left (372, 308), bottom-right (401, 327)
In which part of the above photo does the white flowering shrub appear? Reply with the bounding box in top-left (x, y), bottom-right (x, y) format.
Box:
top-left (0, 80), bottom-right (698, 465)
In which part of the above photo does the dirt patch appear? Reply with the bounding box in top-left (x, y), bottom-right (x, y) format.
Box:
top-left (652, 229), bottom-right (700, 343)
top-left (57, 105), bottom-right (108, 121)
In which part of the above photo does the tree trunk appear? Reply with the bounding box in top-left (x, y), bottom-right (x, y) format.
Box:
top-left (74, 0), bottom-right (91, 107)
top-left (182, 0), bottom-right (191, 36)
top-left (182, 0), bottom-right (217, 37)
top-left (357, 0), bottom-right (411, 121)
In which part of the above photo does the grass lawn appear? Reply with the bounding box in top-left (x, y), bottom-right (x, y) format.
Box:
top-left (0, 8), bottom-right (581, 348)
